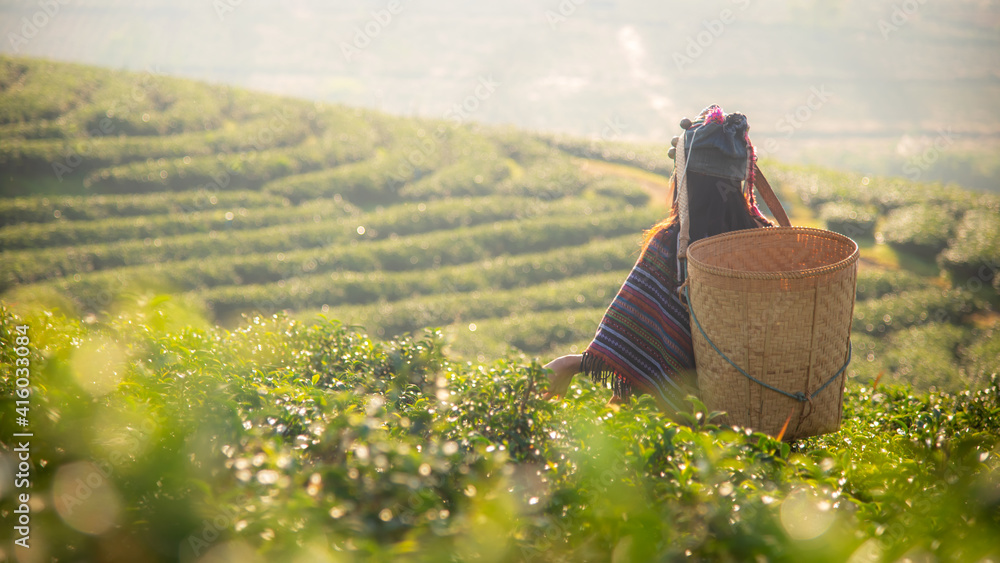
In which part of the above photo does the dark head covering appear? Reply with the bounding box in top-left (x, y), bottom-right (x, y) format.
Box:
top-left (683, 105), bottom-right (751, 182)
top-left (676, 104), bottom-right (766, 240)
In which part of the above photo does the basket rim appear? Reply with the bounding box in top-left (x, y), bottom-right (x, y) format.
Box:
top-left (686, 226), bottom-right (859, 281)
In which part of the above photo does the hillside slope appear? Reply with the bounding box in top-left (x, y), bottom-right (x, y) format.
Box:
top-left (1, 55), bottom-right (998, 393)
top-left (2, 1), bottom-right (999, 191)
top-left (0, 56), bottom-right (997, 562)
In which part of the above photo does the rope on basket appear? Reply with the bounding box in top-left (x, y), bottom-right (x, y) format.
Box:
top-left (681, 260), bottom-right (852, 403)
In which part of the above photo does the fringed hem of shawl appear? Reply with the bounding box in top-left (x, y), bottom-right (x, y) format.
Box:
top-left (581, 351), bottom-right (635, 402)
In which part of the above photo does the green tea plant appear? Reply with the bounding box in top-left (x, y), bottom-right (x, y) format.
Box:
top-left (196, 236), bottom-right (638, 319)
top-left (853, 288), bottom-right (979, 335)
top-left (1, 305), bottom-right (996, 562)
top-left (0, 199), bottom-right (345, 250)
top-left (872, 323), bottom-right (969, 390)
top-left (539, 133), bottom-right (674, 176)
top-left (263, 149), bottom-right (437, 205)
top-left (585, 176), bottom-right (653, 207)
top-left (0, 190), bottom-right (285, 227)
top-left (443, 306), bottom-right (606, 360)
top-left (768, 163), bottom-right (990, 214)
top-left (854, 267), bottom-right (930, 301)
top-left (7, 202), bottom-right (652, 307)
top-left (322, 271), bottom-right (626, 340)
top-left (961, 328), bottom-right (1000, 388)
top-left (398, 156), bottom-right (512, 201)
top-left (819, 202), bottom-right (878, 239)
top-left (2, 195), bottom-right (631, 289)
top-left (938, 209), bottom-right (1000, 291)
top-left (2, 55), bottom-right (998, 562)
top-left (0, 118), bottom-right (314, 176)
top-left (882, 204), bottom-right (959, 259)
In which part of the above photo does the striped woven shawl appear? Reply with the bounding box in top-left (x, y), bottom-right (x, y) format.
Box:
top-left (582, 106), bottom-right (770, 409)
top-left (581, 223), bottom-right (694, 410)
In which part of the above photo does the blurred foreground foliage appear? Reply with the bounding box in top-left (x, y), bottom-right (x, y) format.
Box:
top-left (1, 305), bottom-right (997, 562)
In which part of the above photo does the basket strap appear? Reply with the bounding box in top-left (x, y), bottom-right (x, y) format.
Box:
top-left (681, 263), bottom-right (851, 402)
top-left (675, 128), bottom-right (692, 259)
top-left (753, 164), bottom-right (791, 228)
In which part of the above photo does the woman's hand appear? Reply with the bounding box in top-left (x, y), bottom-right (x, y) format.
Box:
top-left (542, 354), bottom-right (582, 399)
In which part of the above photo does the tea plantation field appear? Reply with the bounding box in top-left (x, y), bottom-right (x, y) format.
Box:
top-left (1, 56), bottom-right (998, 561)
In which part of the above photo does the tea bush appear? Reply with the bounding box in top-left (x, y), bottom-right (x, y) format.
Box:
top-left (440, 307), bottom-right (603, 360)
top-left (82, 146), bottom-right (339, 194)
top-left (263, 150), bottom-right (434, 205)
top-left (398, 157), bottom-right (512, 201)
top-left (17, 205), bottom-right (654, 312)
top-left (848, 321), bottom-right (998, 393)
top-left (0, 199), bottom-right (344, 250)
top-left (2, 56), bottom-right (998, 561)
top-left (819, 202), bottom-right (877, 239)
top-left (325, 272), bottom-right (624, 343)
top-left (0, 189), bottom-right (285, 227)
top-left (1, 306), bottom-right (996, 562)
top-left (0, 118), bottom-right (314, 176)
top-left (938, 209), bottom-right (1000, 291)
top-left (876, 323), bottom-right (968, 390)
top-left (539, 134), bottom-right (674, 177)
top-left (495, 157), bottom-right (592, 200)
top-left (854, 267), bottom-right (929, 301)
top-left (585, 176), bottom-right (653, 207)
top-left (961, 328), bottom-right (1000, 389)
top-left (769, 163), bottom-right (988, 214)
top-left (2, 196), bottom-right (628, 289)
top-left (881, 205), bottom-right (958, 259)
top-left (853, 288), bottom-right (979, 335)
top-left (196, 236), bottom-right (637, 319)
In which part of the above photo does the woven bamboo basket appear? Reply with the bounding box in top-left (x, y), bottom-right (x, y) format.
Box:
top-left (684, 227), bottom-right (859, 441)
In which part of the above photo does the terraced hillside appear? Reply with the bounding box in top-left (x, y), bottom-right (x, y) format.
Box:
top-left (1, 56), bottom-right (999, 562)
top-left (1, 55), bottom-right (998, 393)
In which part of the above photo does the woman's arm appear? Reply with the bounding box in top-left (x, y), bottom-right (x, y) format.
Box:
top-left (542, 354), bottom-right (582, 399)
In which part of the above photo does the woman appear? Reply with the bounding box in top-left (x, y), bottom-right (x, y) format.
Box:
top-left (545, 106), bottom-right (775, 411)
